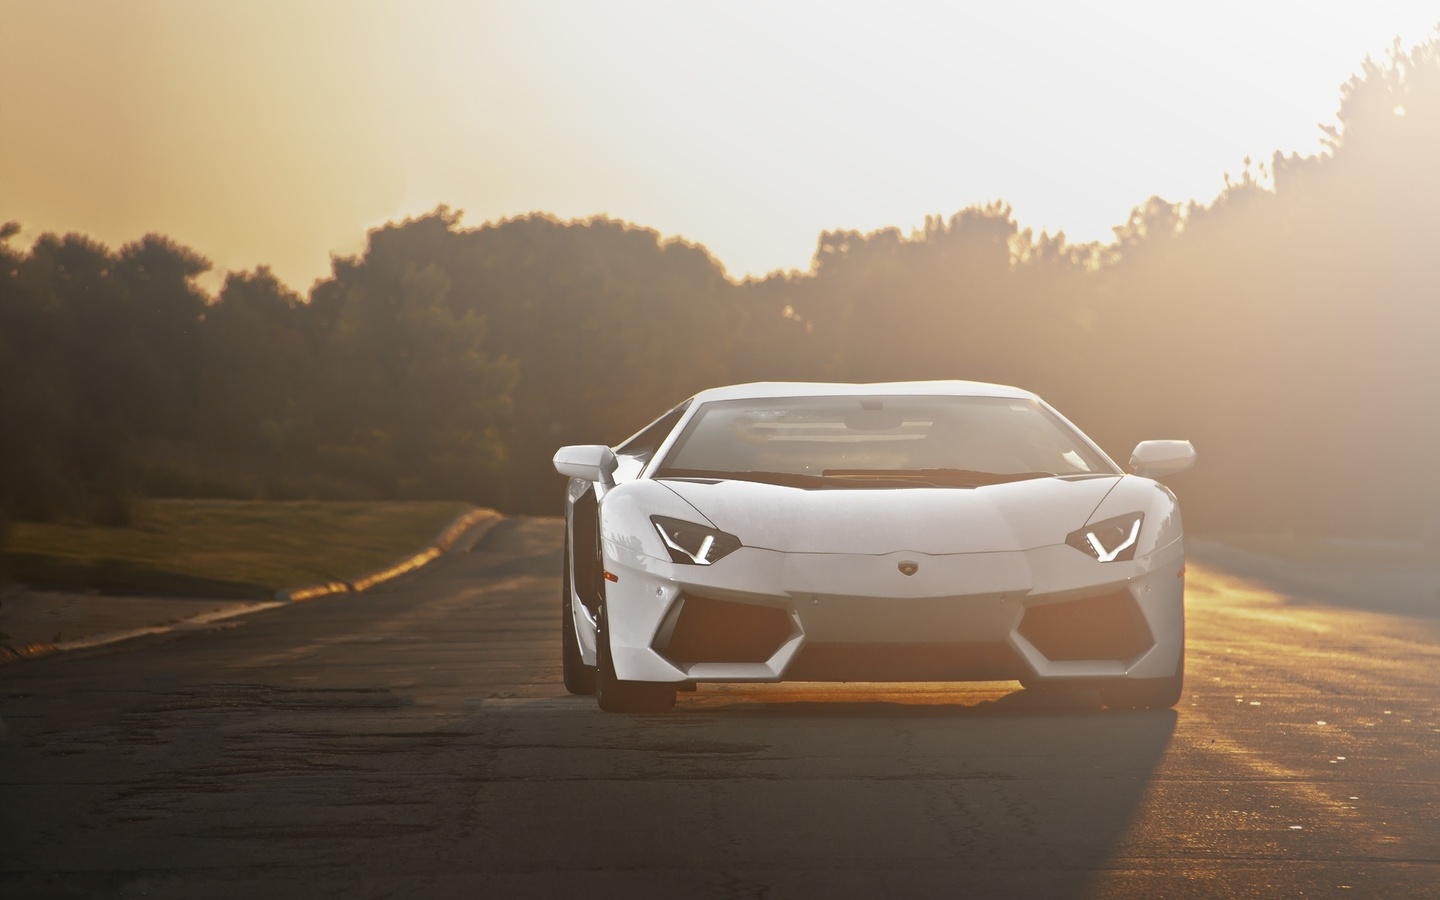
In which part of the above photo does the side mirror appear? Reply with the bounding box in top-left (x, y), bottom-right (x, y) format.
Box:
top-left (1130, 440), bottom-right (1196, 479)
top-left (553, 444), bottom-right (619, 486)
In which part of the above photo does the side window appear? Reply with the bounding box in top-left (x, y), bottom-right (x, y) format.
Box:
top-left (615, 401), bottom-right (691, 467)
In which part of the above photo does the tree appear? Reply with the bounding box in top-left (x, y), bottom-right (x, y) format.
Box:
top-left (299, 217), bottom-right (517, 502)
top-left (198, 267), bottom-right (312, 456)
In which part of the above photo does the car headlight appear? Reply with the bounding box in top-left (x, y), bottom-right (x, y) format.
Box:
top-left (1066, 512), bottom-right (1144, 562)
top-left (651, 515), bottom-right (742, 565)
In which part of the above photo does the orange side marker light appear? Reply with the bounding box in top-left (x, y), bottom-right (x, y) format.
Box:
top-left (603, 571), bottom-right (619, 583)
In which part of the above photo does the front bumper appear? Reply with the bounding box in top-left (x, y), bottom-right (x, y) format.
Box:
top-left (598, 537), bottom-right (1186, 685)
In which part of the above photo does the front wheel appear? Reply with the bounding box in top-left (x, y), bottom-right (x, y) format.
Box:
top-left (560, 532), bottom-right (596, 695)
top-left (595, 605), bottom-right (675, 714)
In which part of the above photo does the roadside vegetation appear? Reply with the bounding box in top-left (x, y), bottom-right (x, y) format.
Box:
top-left (1, 499), bottom-right (472, 597)
top-left (3, 33), bottom-right (1439, 551)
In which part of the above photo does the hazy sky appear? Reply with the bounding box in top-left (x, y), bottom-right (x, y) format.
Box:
top-left (2, 1), bottom-right (1436, 293)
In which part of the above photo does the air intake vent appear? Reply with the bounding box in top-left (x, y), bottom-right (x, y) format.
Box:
top-left (1018, 590), bottom-right (1153, 662)
top-left (654, 595), bottom-right (794, 665)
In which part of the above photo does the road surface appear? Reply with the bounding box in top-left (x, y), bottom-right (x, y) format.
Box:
top-left (2, 517), bottom-right (1438, 898)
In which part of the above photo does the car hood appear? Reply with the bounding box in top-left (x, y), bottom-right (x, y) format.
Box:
top-left (659, 475), bottom-right (1121, 555)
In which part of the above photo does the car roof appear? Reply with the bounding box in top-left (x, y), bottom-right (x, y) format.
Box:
top-left (686, 380), bottom-right (1039, 404)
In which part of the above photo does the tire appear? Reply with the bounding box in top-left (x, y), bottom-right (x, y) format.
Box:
top-left (1100, 644), bottom-right (1185, 710)
top-left (561, 531), bottom-right (596, 696)
top-left (595, 604), bottom-right (675, 714)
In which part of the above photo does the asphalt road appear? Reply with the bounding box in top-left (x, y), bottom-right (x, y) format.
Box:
top-left (2, 517), bottom-right (1438, 899)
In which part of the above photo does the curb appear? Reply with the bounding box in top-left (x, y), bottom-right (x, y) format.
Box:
top-left (0, 639), bottom-right (61, 665)
top-left (0, 600), bottom-right (287, 666)
top-left (273, 507), bottom-right (502, 603)
top-left (0, 507), bottom-right (503, 665)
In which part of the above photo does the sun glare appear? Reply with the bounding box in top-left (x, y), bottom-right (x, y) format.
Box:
top-left (1, 0), bottom-right (1436, 288)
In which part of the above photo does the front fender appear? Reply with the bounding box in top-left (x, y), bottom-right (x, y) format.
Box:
top-left (599, 480), bottom-right (714, 566)
top-left (1087, 475), bottom-right (1184, 559)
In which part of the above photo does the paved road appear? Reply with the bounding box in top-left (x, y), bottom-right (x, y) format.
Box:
top-left (2, 518), bottom-right (1438, 898)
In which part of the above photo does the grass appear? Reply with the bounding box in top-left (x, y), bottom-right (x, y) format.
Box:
top-left (1, 498), bottom-right (476, 598)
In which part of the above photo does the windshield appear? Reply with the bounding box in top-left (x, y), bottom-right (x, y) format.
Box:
top-left (651, 395), bottom-right (1117, 487)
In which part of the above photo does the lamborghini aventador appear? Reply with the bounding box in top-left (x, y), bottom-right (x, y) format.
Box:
top-left (553, 381), bottom-right (1195, 713)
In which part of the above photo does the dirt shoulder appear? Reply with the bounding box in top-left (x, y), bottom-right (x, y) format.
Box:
top-left (1187, 535), bottom-right (1440, 619)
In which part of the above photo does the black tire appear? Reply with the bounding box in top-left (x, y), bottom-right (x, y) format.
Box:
top-left (561, 531), bottom-right (596, 696)
top-left (595, 604), bottom-right (675, 714)
top-left (1100, 644), bottom-right (1185, 710)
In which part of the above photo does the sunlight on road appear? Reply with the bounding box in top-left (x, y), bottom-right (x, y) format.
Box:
top-left (1119, 561), bottom-right (1440, 875)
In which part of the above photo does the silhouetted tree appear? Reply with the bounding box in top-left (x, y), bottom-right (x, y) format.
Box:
top-left (298, 216), bottom-right (518, 503)
top-left (198, 267), bottom-right (312, 455)
top-left (6, 29), bottom-right (1440, 537)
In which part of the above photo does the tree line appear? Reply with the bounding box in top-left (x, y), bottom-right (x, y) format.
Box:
top-left (3, 34), bottom-right (1439, 542)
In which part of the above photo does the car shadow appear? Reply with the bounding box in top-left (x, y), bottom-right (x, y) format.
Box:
top-left (488, 685), bottom-right (1176, 897)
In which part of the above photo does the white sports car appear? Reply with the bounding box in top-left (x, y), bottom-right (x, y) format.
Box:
top-left (553, 381), bottom-right (1195, 713)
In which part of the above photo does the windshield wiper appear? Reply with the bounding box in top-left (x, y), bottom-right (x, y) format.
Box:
top-left (822, 468), bottom-right (1056, 487)
top-left (658, 468), bottom-right (1056, 490)
top-left (657, 469), bottom-right (831, 489)
top-left (657, 469), bottom-right (935, 489)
